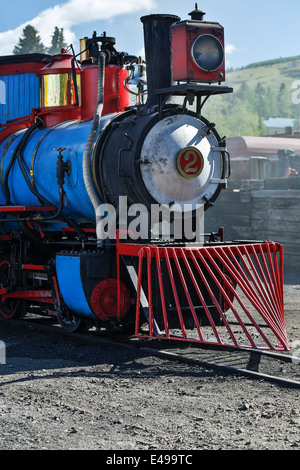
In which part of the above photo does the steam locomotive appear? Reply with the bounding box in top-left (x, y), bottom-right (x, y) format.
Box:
top-left (0, 6), bottom-right (289, 350)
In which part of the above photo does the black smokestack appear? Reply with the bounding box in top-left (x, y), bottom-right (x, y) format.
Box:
top-left (141, 14), bottom-right (180, 107)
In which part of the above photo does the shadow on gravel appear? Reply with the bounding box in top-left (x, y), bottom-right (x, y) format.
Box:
top-left (0, 318), bottom-right (220, 387)
top-left (283, 270), bottom-right (300, 285)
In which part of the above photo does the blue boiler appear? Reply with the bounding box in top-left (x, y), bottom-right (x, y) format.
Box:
top-left (0, 115), bottom-right (115, 225)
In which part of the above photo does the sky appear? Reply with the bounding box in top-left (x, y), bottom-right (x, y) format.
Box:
top-left (0, 0), bottom-right (299, 70)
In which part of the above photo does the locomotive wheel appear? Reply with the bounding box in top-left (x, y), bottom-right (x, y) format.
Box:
top-left (90, 279), bottom-right (131, 322)
top-left (0, 259), bottom-right (27, 320)
top-left (57, 307), bottom-right (88, 333)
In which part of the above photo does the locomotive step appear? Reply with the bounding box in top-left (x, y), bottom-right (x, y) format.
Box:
top-left (0, 206), bottom-right (56, 212)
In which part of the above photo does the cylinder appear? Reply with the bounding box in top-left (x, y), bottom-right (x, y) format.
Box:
top-left (140, 14), bottom-right (180, 107)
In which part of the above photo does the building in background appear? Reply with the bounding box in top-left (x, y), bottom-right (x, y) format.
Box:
top-left (263, 117), bottom-right (296, 136)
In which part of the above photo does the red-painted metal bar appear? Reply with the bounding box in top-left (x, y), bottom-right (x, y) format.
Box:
top-left (22, 264), bottom-right (45, 271)
top-left (217, 246), bottom-right (279, 323)
top-left (204, 247), bottom-right (273, 349)
top-left (179, 248), bottom-right (224, 344)
top-left (265, 244), bottom-right (281, 305)
top-left (270, 243), bottom-right (284, 313)
top-left (236, 246), bottom-right (284, 337)
top-left (52, 275), bottom-right (61, 307)
top-left (134, 248), bottom-right (144, 337)
top-left (154, 247), bottom-right (170, 338)
top-left (253, 244), bottom-right (287, 343)
top-left (235, 246), bottom-right (277, 318)
top-left (262, 244), bottom-right (286, 335)
top-left (248, 245), bottom-right (281, 315)
top-left (190, 249), bottom-right (238, 345)
top-left (219, 244), bottom-right (287, 348)
top-left (215, 246), bottom-right (275, 322)
top-left (0, 206), bottom-right (56, 212)
top-left (257, 244), bottom-right (282, 318)
top-left (1, 290), bottom-right (54, 304)
top-left (196, 248), bottom-right (258, 348)
top-left (172, 248), bottom-right (204, 342)
top-left (240, 245), bottom-right (287, 345)
top-left (163, 247), bottom-right (187, 340)
top-left (117, 239), bottom-right (289, 351)
top-left (146, 248), bottom-right (154, 337)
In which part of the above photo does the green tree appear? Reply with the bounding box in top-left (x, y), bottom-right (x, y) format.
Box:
top-left (255, 82), bottom-right (265, 132)
top-left (277, 82), bottom-right (292, 117)
top-left (13, 25), bottom-right (46, 54)
top-left (262, 87), bottom-right (278, 119)
top-left (202, 87), bottom-right (263, 138)
top-left (47, 27), bottom-right (67, 55)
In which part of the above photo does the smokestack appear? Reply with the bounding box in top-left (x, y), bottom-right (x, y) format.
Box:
top-left (140, 14), bottom-right (180, 107)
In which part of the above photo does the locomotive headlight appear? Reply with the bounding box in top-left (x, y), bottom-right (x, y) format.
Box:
top-left (191, 34), bottom-right (224, 72)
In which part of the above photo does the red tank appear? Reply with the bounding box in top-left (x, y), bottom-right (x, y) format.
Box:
top-left (80, 64), bottom-right (129, 121)
top-left (0, 49), bottom-right (129, 132)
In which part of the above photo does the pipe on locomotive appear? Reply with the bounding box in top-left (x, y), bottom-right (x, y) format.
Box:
top-left (82, 50), bottom-right (106, 245)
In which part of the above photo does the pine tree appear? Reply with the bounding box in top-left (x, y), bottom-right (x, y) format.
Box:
top-left (13, 25), bottom-right (46, 55)
top-left (277, 83), bottom-right (292, 117)
top-left (47, 27), bottom-right (67, 55)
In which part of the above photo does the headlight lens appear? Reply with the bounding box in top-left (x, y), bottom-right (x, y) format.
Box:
top-left (191, 34), bottom-right (224, 72)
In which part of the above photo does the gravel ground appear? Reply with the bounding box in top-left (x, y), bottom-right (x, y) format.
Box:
top-left (0, 271), bottom-right (299, 452)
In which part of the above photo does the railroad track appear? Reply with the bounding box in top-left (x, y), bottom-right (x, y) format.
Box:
top-left (136, 342), bottom-right (300, 389)
top-left (91, 332), bottom-right (300, 389)
top-left (3, 315), bottom-right (300, 389)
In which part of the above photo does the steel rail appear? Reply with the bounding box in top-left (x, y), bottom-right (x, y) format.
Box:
top-left (84, 332), bottom-right (300, 388)
top-left (136, 345), bottom-right (300, 389)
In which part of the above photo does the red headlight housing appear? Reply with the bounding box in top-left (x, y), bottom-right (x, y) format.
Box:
top-left (171, 15), bottom-right (225, 84)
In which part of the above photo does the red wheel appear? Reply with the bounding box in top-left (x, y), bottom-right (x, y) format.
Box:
top-left (91, 278), bottom-right (131, 322)
top-left (0, 259), bottom-right (26, 320)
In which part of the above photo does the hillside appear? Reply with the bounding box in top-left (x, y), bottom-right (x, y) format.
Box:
top-left (227, 56), bottom-right (300, 91)
top-left (201, 56), bottom-right (300, 138)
